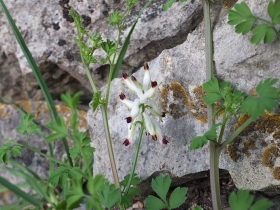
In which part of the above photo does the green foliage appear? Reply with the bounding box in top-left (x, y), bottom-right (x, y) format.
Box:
top-left (108, 10), bottom-right (123, 26)
top-left (241, 78), bottom-right (280, 120)
top-left (98, 182), bottom-right (121, 209)
top-left (163, 0), bottom-right (187, 11)
top-left (70, 131), bottom-right (95, 162)
top-left (0, 142), bottom-right (22, 163)
top-left (101, 39), bottom-right (118, 64)
top-left (61, 91), bottom-right (82, 110)
top-left (90, 90), bottom-right (102, 112)
top-left (268, 0), bottom-right (280, 24)
top-left (89, 33), bottom-right (103, 49)
top-left (192, 206), bottom-right (203, 210)
top-left (120, 174), bottom-right (141, 207)
top-left (45, 116), bottom-right (68, 142)
top-left (190, 123), bottom-right (221, 150)
top-left (145, 174), bottom-right (188, 210)
top-left (69, 9), bottom-right (87, 37)
top-left (18, 113), bottom-right (40, 135)
top-left (48, 164), bottom-right (82, 187)
top-left (86, 175), bottom-right (107, 210)
top-left (127, 0), bottom-right (138, 10)
top-left (228, 1), bottom-right (280, 44)
top-left (229, 189), bottom-right (273, 210)
top-left (251, 24), bottom-right (276, 45)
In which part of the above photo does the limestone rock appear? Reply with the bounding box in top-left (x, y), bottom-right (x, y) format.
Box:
top-left (87, 0), bottom-right (280, 195)
top-left (0, 0), bottom-right (202, 103)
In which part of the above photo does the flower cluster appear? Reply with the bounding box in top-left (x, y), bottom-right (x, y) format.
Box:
top-left (120, 63), bottom-right (168, 146)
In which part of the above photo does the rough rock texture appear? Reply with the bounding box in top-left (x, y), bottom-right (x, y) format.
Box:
top-left (87, 0), bottom-right (280, 195)
top-left (0, 0), bottom-right (202, 103)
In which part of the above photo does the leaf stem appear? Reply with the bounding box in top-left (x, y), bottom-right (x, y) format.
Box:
top-left (254, 16), bottom-right (273, 26)
top-left (217, 116), bottom-right (254, 154)
top-left (124, 122), bottom-right (145, 195)
top-left (100, 105), bottom-right (120, 188)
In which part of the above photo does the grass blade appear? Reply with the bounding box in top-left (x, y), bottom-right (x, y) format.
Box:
top-left (111, 0), bottom-right (153, 80)
top-left (0, 176), bottom-right (42, 207)
top-left (0, 0), bottom-right (72, 166)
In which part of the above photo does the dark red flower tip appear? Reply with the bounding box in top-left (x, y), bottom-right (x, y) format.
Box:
top-left (161, 112), bottom-right (166, 118)
top-left (161, 137), bottom-right (168, 145)
top-left (122, 72), bottom-right (128, 79)
top-left (151, 81), bottom-right (157, 88)
top-left (123, 139), bottom-right (130, 146)
top-left (119, 93), bottom-right (126, 100)
top-left (152, 134), bottom-right (157, 141)
top-left (125, 116), bottom-right (132, 123)
top-left (144, 62), bottom-right (149, 71)
top-left (131, 75), bottom-right (137, 81)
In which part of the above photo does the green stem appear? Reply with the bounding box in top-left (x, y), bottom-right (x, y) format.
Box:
top-left (254, 16), bottom-right (273, 26)
top-left (201, 0), bottom-right (221, 209)
top-left (100, 105), bottom-right (120, 188)
top-left (124, 123), bottom-right (145, 195)
top-left (217, 112), bottom-right (228, 144)
top-left (217, 116), bottom-right (254, 154)
top-left (23, 144), bottom-right (65, 165)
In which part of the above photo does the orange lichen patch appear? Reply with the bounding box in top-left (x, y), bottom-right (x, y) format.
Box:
top-left (227, 136), bottom-right (242, 162)
top-left (0, 190), bottom-right (13, 206)
top-left (273, 167), bottom-right (280, 180)
top-left (0, 103), bottom-right (7, 118)
top-left (190, 86), bottom-right (208, 123)
top-left (262, 146), bottom-right (280, 168)
top-left (229, 113), bottom-right (280, 162)
top-left (255, 113), bottom-right (280, 133)
top-left (160, 82), bottom-right (190, 120)
top-left (15, 100), bottom-right (31, 113)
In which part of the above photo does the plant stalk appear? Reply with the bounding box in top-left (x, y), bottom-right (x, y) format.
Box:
top-left (124, 123), bottom-right (145, 195)
top-left (100, 105), bottom-right (120, 188)
top-left (201, 0), bottom-right (221, 209)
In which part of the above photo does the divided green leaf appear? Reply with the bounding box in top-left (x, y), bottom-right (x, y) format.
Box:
top-left (98, 182), bottom-right (121, 209)
top-left (169, 187), bottom-right (187, 209)
top-left (190, 123), bottom-right (221, 150)
top-left (151, 174), bottom-right (171, 202)
top-left (45, 116), bottom-right (68, 142)
top-left (145, 195), bottom-right (166, 210)
top-left (90, 91), bottom-right (102, 112)
top-left (229, 189), bottom-right (273, 210)
top-left (267, 0), bottom-right (280, 24)
top-left (108, 10), bottom-right (123, 26)
top-left (61, 91), bottom-right (82, 110)
top-left (228, 2), bottom-right (255, 35)
top-left (229, 189), bottom-right (254, 210)
top-left (18, 113), bottom-right (40, 135)
top-left (250, 24), bottom-right (276, 45)
top-left (241, 78), bottom-right (280, 120)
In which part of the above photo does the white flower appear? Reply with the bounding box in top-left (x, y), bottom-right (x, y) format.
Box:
top-left (121, 63), bottom-right (168, 146)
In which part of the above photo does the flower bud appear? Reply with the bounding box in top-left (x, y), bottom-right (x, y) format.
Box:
top-left (119, 93), bottom-right (133, 109)
top-left (143, 62), bottom-right (151, 91)
top-left (143, 112), bottom-right (157, 140)
top-left (122, 73), bottom-right (143, 97)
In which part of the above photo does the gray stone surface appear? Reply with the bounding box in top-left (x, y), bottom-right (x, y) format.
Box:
top-left (87, 0), bottom-right (280, 195)
top-left (0, 0), bottom-right (202, 103)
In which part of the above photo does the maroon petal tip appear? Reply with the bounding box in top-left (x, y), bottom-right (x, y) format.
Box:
top-left (152, 135), bottom-right (157, 141)
top-left (119, 93), bottom-right (126, 100)
top-left (161, 137), bottom-right (168, 145)
top-left (151, 81), bottom-right (157, 88)
top-left (144, 62), bottom-right (149, 71)
top-left (125, 117), bottom-right (132, 123)
top-left (122, 72), bottom-right (128, 79)
top-left (123, 139), bottom-right (130, 146)
top-left (131, 75), bottom-right (137, 81)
